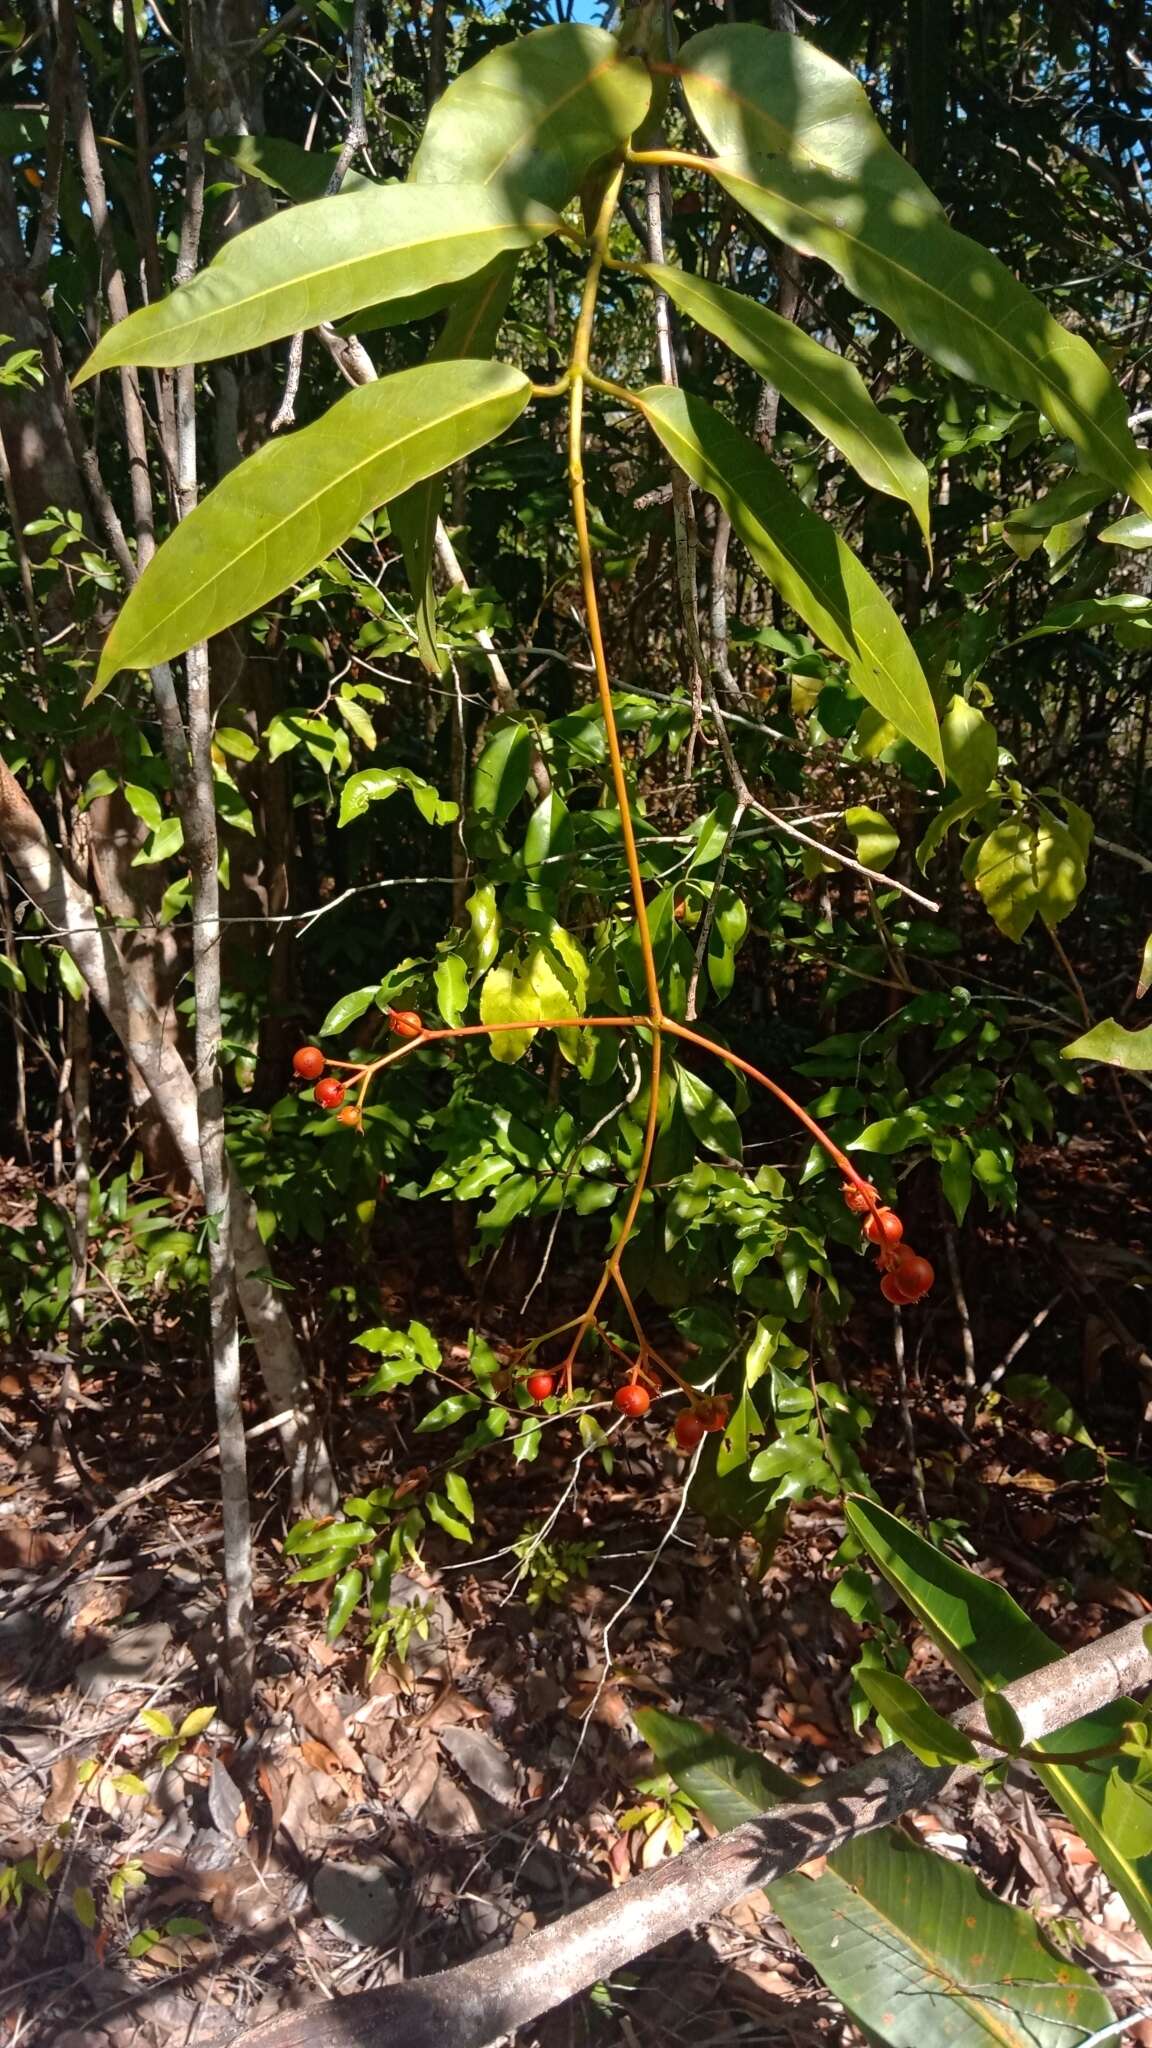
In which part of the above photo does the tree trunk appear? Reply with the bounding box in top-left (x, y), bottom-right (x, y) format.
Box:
top-left (0, 753), bottom-right (337, 1514)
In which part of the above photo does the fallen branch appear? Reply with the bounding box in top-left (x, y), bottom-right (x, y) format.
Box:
top-left (226, 1613), bottom-right (1152, 2048)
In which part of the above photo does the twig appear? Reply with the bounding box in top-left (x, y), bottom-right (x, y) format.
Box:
top-left (270, 0), bottom-right (367, 431)
top-left (980, 1295), bottom-right (1063, 1396)
top-left (891, 1302), bottom-right (928, 1522)
top-left (704, 673), bottom-right (940, 911)
top-left (943, 1221), bottom-right (978, 1431)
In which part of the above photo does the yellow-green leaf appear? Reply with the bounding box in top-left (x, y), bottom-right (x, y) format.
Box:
top-left (646, 264), bottom-right (929, 546)
top-left (973, 814), bottom-right (1085, 941)
top-left (638, 386), bottom-right (943, 772)
top-left (75, 186), bottom-right (554, 381)
top-left (410, 23), bottom-right (651, 209)
top-left (1062, 1018), bottom-right (1152, 1072)
top-left (94, 361), bottom-right (531, 690)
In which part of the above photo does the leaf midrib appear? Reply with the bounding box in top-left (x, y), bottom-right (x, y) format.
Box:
top-left (109, 376), bottom-right (523, 670)
top-left (643, 394), bottom-right (935, 755)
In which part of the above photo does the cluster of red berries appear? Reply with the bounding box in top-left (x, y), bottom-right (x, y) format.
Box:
top-left (292, 1044), bottom-right (361, 1126)
top-left (291, 1011), bottom-right (426, 1128)
top-left (524, 1370), bottom-right (727, 1451)
top-left (842, 1181), bottom-right (934, 1304)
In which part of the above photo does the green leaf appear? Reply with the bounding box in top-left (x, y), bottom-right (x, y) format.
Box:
top-left (1062, 1018), bottom-right (1152, 1072)
top-left (434, 954), bottom-right (469, 1028)
top-left (176, 1705), bottom-right (216, 1740)
top-left (983, 1690), bottom-right (1024, 1755)
top-left (638, 387), bottom-right (942, 772)
top-left (1103, 1770), bottom-right (1152, 1859)
top-left (640, 1707), bottom-right (1109, 2048)
top-left (973, 814), bottom-right (1086, 941)
top-left (675, 23), bottom-right (1152, 515)
top-left (72, 1885), bottom-right (97, 1930)
top-left (523, 791), bottom-right (573, 875)
top-left (325, 1567), bottom-right (364, 1642)
top-left (138, 1709), bottom-right (175, 1739)
top-left (472, 720), bottom-right (532, 824)
top-left (1019, 592), bottom-right (1152, 639)
top-left (646, 265), bottom-right (929, 545)
top-left (846, 1497), bottom-right (1152, 1944)
top-left (939, 1137), bottom-right (972, 1223)
top-left (849, 1111), bottom-right (926, 1154)
top-left (338, 765), bottom-right (457, 829)
top-left (58, 950), bottom-right (87, 1002)
top-left (94, 361), bottom-right (531, 688)
top-left (319, 986), bottom-right (376, 1037)
top-left (206, 132), bottom-right (378, 202)
top-left (940, 696), bottom-right (998, 801)
top-left (416, 1394), bottom-right (482, 1433)
top-left (444, 1470), bottom-right (474, 1523)
top-left (426, 1491), bottom-right (473, 1542)
top-left (843, 804), bottom-right (899, 871)
top-left (854, 1668), bottom-right (980, 1766)
top-left (410, 23), bottom-right (651, 211)
top-left (75, 187), bottom-right (554, 380)
top-left (131, 815), bottom-right (184, 865)
top-left (123, 782), bottom-right (163, 831)
top-left (1100, 511), bottom-right (1152, 549)
top-left (676, 1065), bottom-right (742, 1160)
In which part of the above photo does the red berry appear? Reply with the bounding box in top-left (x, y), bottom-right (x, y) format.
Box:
top-left (673, 1409), bottom-right (707, 1452)
top-left (314, 1077), bottom-right (346, 1110)
top-left (842, 1180), bottom-right (877, 1215)
top-left (337, 1103), bottom-right (362, 1128)
top-left (389, 1008), bottom-right (424, 1040)
top-left (614, 1383), bottom-right (651, 1419)
top-left (893, 1251), bottom-right (934, 1301)
top-left (526, 1371), bottom-right (555, 1402)
top-left (293, 1045), bottom-right (325, 1081)
top-left (880, 1272), bottom-right (916, 1305)
top-left (864, 1207), bottom-right (904, 1248)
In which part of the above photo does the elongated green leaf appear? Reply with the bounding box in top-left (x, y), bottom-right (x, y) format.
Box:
top-left (206, 133), bottom-right (378, 201)
top-left (854, 1667), bottom-right (980, 1766)
top-left (639, 387), bottom-right (942, 771)
top-left (676, 1065), bottom-right (743, 1160)
top-left (673, 25), bottom-right (1152, 515)
top-left (410, 23), bottom-right (651, 209)
top-left (640, 1709), bottom-right (1110, 2048)
top-left (75, 187), bottom-right (553, 381)
top-left (1062, 1018), bottom-right (1152, 1071)
top-left (1019, 592), bottom-right (1152, 640)
top-left (846, 1499), bottom-right (1152, 1944)
top-left (646, 265), bottom-right (929, 544)
top-left (472, 719), bottom-right (532, 823)
top-left (95, 361), bottom-right (530, 688)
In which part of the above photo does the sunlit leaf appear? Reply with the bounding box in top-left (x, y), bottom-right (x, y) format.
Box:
top-left (638, 387), bottom-right (943, 772)
top-left (647, 264), bottom-right (929, 544)
top-left (1062, 1018), bottom-right (1152, 1071)
top-left (674, 24), bottom-right (1152, 513)
top-left (75, 187), bottom-right (554, 380)
top-left (95, 362), bottom-right (530, 688)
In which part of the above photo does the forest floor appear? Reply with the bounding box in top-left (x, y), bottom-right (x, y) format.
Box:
top-left (2, 1113), bottom-right (1152, 2048)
